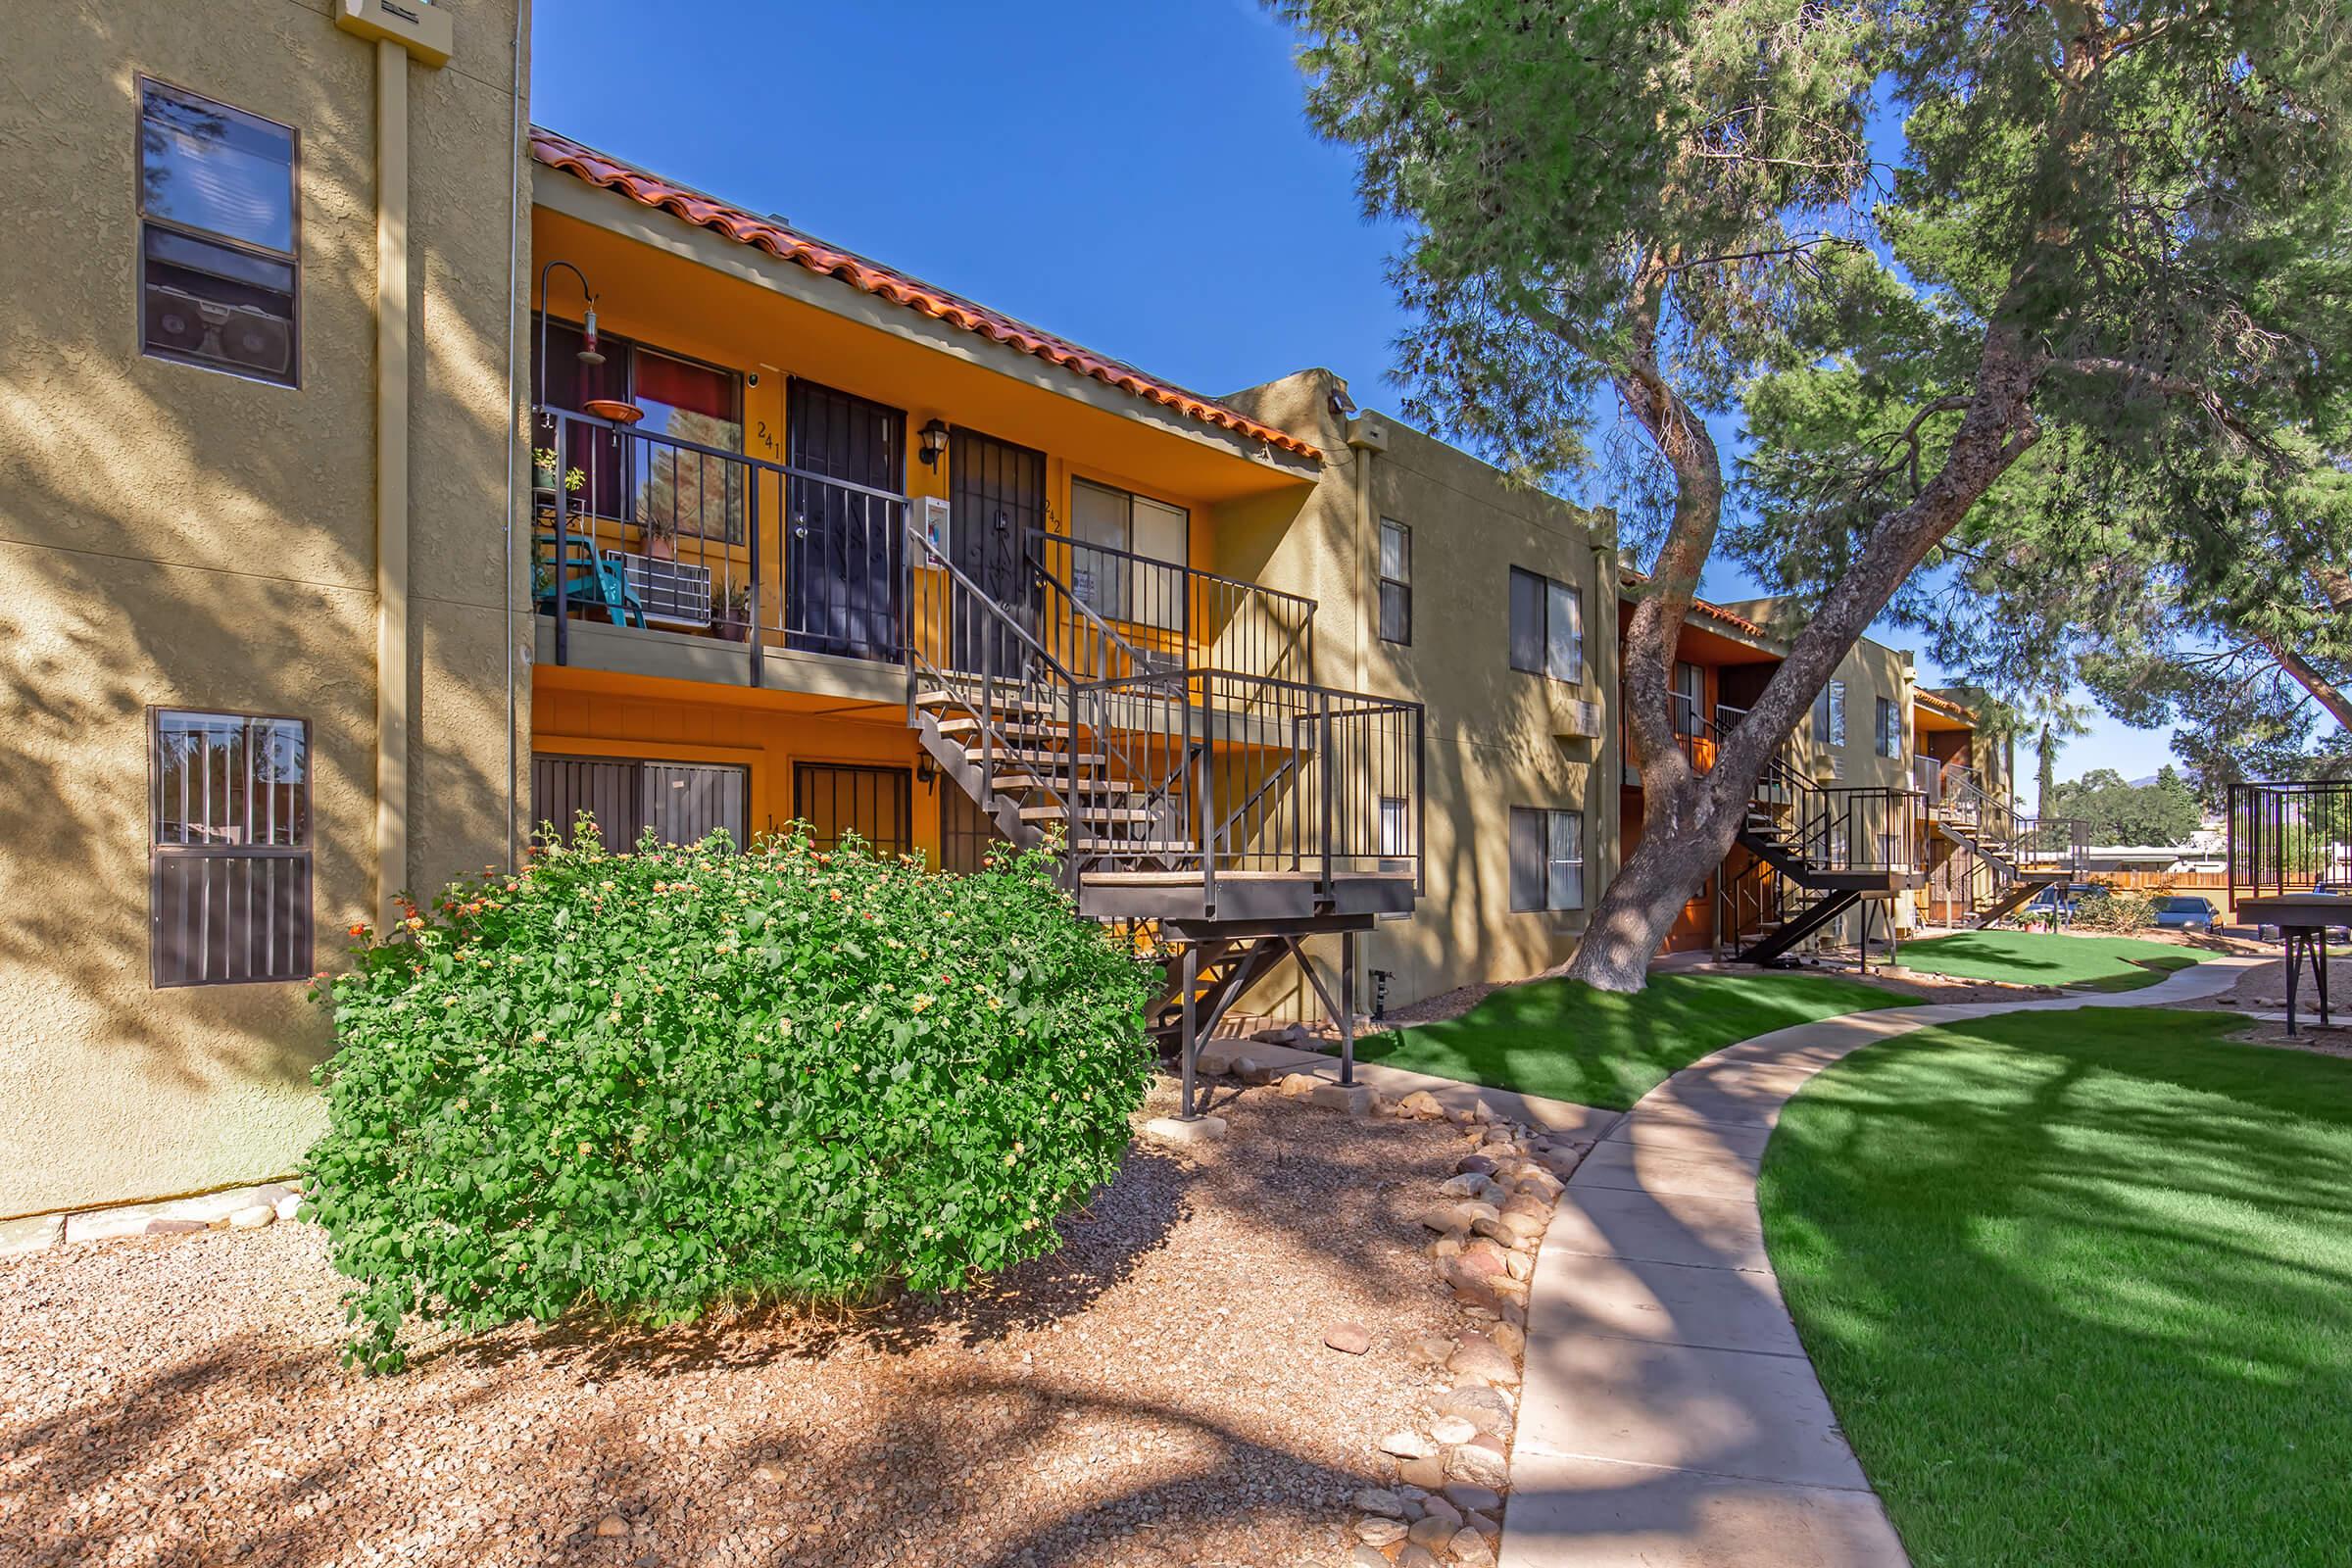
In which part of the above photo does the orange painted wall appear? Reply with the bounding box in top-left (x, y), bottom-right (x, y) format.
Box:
top-left (529, 669), bottom-right (951, 864)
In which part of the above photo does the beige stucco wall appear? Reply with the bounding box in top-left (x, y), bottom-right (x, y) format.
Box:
top-left (0, 0), bottom-right (529, 1217)
top-left (1218, 371), bottom-right (1617, 1009)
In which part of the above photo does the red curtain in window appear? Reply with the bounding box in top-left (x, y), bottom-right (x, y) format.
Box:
top-left (633, 350), bottom-right (733, 419)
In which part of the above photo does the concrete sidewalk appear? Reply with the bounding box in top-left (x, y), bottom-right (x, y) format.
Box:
top-left (1496, 956), bottom-right (2261, 1568)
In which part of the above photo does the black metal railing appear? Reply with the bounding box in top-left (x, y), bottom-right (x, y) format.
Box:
top-left (900, 514), bottom-right (1422, 909)
top-left (2230, 779), bottom-right (2352, 904)
top-left (1026, 528), bottom-right (1315, 686)
top-left (537, 406), bottom-right (922, 680)
top-left (536, 408), bottom-right (1320, 691)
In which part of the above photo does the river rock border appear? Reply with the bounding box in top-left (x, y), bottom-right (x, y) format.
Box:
top-left (1269, 1071), bottom-right (1592, 1568)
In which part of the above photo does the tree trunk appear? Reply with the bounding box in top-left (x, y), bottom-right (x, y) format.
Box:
top-left (2037, 724), bottom-right (2056, 818)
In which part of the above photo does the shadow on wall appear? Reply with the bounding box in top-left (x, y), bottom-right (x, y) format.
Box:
top-left (0, 38), bottom-right (518, 1186)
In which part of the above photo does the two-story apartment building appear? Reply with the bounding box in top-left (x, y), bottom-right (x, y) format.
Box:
top-left (0, 3), bottom-right (1620, 1219)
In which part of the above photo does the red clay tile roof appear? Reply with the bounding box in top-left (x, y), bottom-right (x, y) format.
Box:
top-left (1617, 569), bottom-right (1778, 643)
top-left (529, 128), bottom-right (1323, 463)
top-left (1916, 687), bottom-right (1977, 722)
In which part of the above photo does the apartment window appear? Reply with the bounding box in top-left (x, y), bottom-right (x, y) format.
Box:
top-left (1509, 808), bottom-right (1585, 913)
top-left (138, 80), bottom-right (299, 386)
top-left (534, 318), bottom-right (747, 542)
top-left (1876, 696), bottom-right (1902, 759)
top-left (533, 756), bottom-right (749, 850)
top-left (1815, 679), bottom-right (1847, 747)
top-left (150, 710), bottom-right (311, 987)
top-left (793, 763), bottom-right (913, 858)
top-left (1508, 567), bottom-right (1584, 682)
top-left (1671, 662), bottom-right (1704, 737)
top-left (1378, 795), bottom-right (1412, 860)
top-left (1070, 477), bottom-right (1187, 627)
top-left (1378, 519), bottom-right (1412, 644)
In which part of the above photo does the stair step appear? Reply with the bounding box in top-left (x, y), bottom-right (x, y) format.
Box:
top-left (963, 746), bottom-right (1106, 770)
top-left (918, 687), bottom-right (1058, 716)
top-left (978, 774), bottom-right (1145, 798)
top-left (1073, 837), bottom-right (1198, 855)
top-left (939, 717), bottom-right (1072, 743)
top-left (1021, 804), bottom-right (1165, 825)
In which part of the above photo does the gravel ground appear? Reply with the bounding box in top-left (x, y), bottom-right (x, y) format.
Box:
top-left (2185, 956), bottom-right (2352, 1056)
top-left (0, 1081), bottom-right (1478, 1568)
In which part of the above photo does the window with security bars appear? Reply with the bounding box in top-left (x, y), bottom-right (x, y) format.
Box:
top-left (531, 756), bottom-right (748, 850)
top-left (939, 785), bottom-right (1010, 874)
top-left (150, 710), bottom-right (311, 987)
top-left (794, 763), bottom-right (913, 858)
top-left (1508, 807), bottom-right (1585, 912)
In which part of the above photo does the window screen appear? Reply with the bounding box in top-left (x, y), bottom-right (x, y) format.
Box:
top-left (138, 80), bottom-right (298, 385)
top-left (151, 710), bottom-right (310, 986)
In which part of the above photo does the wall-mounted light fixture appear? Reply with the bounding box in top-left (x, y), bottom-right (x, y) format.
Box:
top-left (917, 417), bottom-right (951, 468)
top-left (916, 756), bottom-right (938, 787)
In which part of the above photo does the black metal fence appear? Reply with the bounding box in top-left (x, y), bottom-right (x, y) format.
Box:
top-left (2230, 779), bottom-right (2352, 903)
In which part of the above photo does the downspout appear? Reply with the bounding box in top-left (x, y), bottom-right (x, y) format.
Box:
top-left (372, 37), bottom-right (411, 929)
top-left (502, 0), bottom-right (526, 871)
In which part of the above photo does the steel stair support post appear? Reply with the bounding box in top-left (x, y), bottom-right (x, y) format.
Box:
top-left (1318, 690), bottom-right (1336, 896)
top-left (1198, 677), bottom-right (1216, 916)
top-left (1339, 928), bottom-right (1356, 1087)
top-left (1177, 943), bottom-right (1200, 1121)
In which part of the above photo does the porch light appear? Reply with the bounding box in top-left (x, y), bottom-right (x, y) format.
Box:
top-left (534, 259), bottom-right (605, 412)
top-left (918, 417), bottom-right (950, 468)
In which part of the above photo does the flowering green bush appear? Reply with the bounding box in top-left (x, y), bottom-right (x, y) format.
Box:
top-left (305, 824), bottom-right (1154, 1371)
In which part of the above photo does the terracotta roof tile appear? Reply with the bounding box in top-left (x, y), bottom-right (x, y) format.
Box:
top-left (529, 128), bottom-right (1323, 463)
top-left (1617, 569), bottom-right (1778, 643)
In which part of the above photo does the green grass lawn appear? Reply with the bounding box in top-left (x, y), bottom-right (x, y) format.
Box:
top-left (1761, 1008), bottom-right (2352, 1567)
top-left (1895, 930), bottom-right (2206, 991)
top-left (1355, 971), bottom-right (1902, 1109)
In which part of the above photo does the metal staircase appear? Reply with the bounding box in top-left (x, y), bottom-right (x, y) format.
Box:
top-left (897, 516), bottom-right (1426, 1116)
top-left (1917, 763), bottom-right (2085, 927)
top-left (1713, 713), bottom-right (1924, 965)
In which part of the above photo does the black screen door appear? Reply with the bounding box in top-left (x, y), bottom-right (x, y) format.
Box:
top-left (949, 426), bottom-right (1045, 673)
top-left (786, 379), bottom-right (906, 661)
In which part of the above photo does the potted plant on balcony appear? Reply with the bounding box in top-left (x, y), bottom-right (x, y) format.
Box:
top-left (641, 509), bottom-right (679, 563)
top-left (531, 448), bottom-right (585, 501)
top-left (712, 583), bottom-right (752, 642)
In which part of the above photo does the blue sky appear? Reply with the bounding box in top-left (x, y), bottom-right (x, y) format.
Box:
top-left (532, 0), bottom-right (2172, 783)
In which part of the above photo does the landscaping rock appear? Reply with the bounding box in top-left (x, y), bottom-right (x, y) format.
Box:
top-left (1489, 1323), bottom-right (1526, 1358)
top-left (1413, 1336), bottom-right (1458, 1365)
top-left (273, 1192), bottom-right (303, 1223)
top-left (1323, 1323), bottom-right (1371, 1356)
top-left (1449, 1337), bottom-right (1519, 1387)
top-left (1380, 1431), bottom-right (1438, 1459)
top-left (1252, 1022), bottom-right (1312, 1046)
top-left (1502, 1250), bottom-right (1533, 1282)
top-left (1308, 1082), bottom-right (1376, 1117)
top-left (1396, 1455), bottom-right (1448, 1489)
top-left (1418, 1204), bottom-right (1470, 1235)
top-left (1429, 1416), bottom-right (1478, 1446)
top-left (1442, 1483), bottom-right (1503, 1514)
top-left (1397, 1090), bottom-right (1447, 1119)
top-left (1442, 1387), bottom-right (1514, 1432)
top-left (1353, 1489), bottom-right (1406, 1518)
top-left (1438, 1172), bottom-right (1492, 1200)
top-left (1447, 1439), bottom-right (1510, 1490)
top-left (751, 1461), bottom-right (791, 1484)
top-left (1349, 1548), bottom-right (1394, 1568)
top-left (1141, 1114), bottom-right (1227, 1146)
top-left (593, 1515), bottom-right (629, 1539)
top-left (1453, 1153), bottom-right (1495, 1177)
top-left (1397, 1547), bottom-right (1443, 1568)
top-left (1450, 1526), bottom-right (1499, 1567)
top-left (1355, 1517), bottom-right (1407, 1547)
top-left (1278, 1072), bottom-right (1321, 1098)
top-left (227, 1204), bottom-right (275, 1230)
top-left (144, 1218), bottom-right (208, 1237)
top-left (1465, 1509), bottom-right (1501, 1543)
top-left (1428, 1235), bottom-right (1463, 1260)
top-left (1406, 1514), bottom-right (1457, 1550)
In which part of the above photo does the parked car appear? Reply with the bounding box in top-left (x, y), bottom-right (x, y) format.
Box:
top-left (2151, 895), bottom-right (2218, 932)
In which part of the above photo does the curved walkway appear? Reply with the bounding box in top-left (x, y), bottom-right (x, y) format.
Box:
top-left (1497, 956), bottom-right (2262, 1568)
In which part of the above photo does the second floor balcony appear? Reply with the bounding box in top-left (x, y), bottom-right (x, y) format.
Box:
top-left (530, 407), bottom-right (1317, 696)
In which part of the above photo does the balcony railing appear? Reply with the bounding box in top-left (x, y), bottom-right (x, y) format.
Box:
top-left (535, 407), bottom-right (1313, 687)
top-left (2229, 779), bottom-right (2352, 902)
